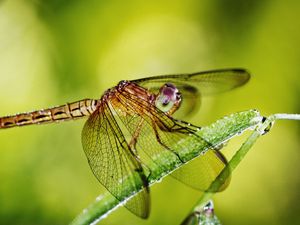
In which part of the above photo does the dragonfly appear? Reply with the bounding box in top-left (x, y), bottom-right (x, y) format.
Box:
top-left (0, 68), bottom-right (250, 219)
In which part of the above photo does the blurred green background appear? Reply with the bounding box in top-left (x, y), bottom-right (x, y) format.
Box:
top-left (0, 0), bottom-right (299, 224)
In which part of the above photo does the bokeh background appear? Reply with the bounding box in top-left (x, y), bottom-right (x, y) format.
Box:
top-left (0, 1), bottom-right (299, 225)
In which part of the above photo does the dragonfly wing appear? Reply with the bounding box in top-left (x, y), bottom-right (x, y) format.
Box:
top-left (81, 103), bottom-right (150, 218)
top-left (171, 149), bottom-right (231, 192)
top-left (111, 87), bottom-right (212, 182)
top-left (132, 68), bottom-right (250, 117)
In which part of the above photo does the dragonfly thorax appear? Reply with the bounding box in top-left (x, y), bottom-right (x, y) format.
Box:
top-left (155, 83), bottom-right (181, 115)
top-left (101, 80), bottom-right (130, 101)
top-left (117, 80), bottom-right (130, 89)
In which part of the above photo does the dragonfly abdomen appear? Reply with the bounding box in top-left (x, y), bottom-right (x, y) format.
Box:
top-left (0, 99), bottom-right (98, 129)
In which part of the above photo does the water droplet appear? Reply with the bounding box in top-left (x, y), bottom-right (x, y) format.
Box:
top-left (96, 195), bottom-right (104, 201)
top-left (156, 177), bottom-right (163, 183)
top-left (82, 209), bottom-right (88, 214)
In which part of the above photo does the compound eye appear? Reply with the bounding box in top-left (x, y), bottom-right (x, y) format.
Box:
top-left (155, 83), bottom-right (180, 113)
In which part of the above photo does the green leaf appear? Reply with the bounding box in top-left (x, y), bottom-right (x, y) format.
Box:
top-left (70, 110), bottom-right (262, 225)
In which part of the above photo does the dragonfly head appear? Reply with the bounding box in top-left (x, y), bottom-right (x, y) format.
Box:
top-left (155, 83), bottom-right (181, 115)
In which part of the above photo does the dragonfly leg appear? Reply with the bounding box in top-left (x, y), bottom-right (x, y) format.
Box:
top-left (156, 117), bottom-right (198, 134)
top-left (128, 119), bottom-right (152, 179)
top-left (151, 120), bottom-right (184, 163)
top-left (171, 119), bottom-right (215, 150)
top-left (128, 119), bottom-right (144, 154)
top-left (173, 118), bottom-right (202, 130)
top-left (127, 146), bottom-right (152, 181)
top-left (168, 119), bottom-right (201, 133)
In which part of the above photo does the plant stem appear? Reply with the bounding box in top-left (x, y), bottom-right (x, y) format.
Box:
top-left (273, 113), bottom-right (300, 120)
top-left (184, 112), bottom-right (300, 222)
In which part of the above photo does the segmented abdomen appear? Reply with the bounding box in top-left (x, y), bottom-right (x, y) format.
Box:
top-left (0, 99), bottom-right (98, 129)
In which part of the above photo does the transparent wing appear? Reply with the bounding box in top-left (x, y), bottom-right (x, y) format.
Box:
top-left (81, 103), bottom-right (150, 218)
top-left (132, 68), bottom-right (250, 117)
top-left (171, 149), bottom-right (231, 192)
top-left (111, 86), bottom-right (227, 192)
